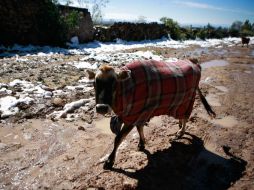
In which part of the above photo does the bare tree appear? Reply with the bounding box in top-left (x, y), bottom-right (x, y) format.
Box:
top-left (136, 15), bottom-right (147, 23)
top-left (66, 0), bottom-right (73, 5)
top-left (56, 0), bottom-right (109, 24)
top-left (77, 0), bottom-right (89, 8)
top-left (90, 0), bottom-right (109, 24)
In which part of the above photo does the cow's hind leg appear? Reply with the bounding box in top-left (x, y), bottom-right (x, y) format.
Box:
top-left (137, 125), bottom-right (145, 151)
top-left (104, 124), bottom-right (134, 170)
top-left (175, 118), bottom-right (187, 138)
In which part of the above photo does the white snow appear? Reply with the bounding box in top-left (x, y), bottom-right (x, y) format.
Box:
top-left (132, 51), bottom-right (163, 61)
top-left (71, 36), bottom-right (79, 45)
top-left (9, 79), bottom-right (53, 98)
top-left (0, 96), bottom-right (34, 118)
top-left (68, 61), bottom-right (98, 69)
top-left (66, 36), bottom-right (80, 47)
top-left (1, 37), bottom-right (252, 58)
top-left (0, 36), bottom-right (253, 120)
top-left (0, 87), bottom-right (12, 96)
top-left (48, 98), bottom-right (94, 120)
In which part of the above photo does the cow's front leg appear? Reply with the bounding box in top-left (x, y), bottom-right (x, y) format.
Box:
top-left (176, 118), bottom-right (187, 138)
top-left (104, 124), bottom-right (134, 170)
top-left (136, 125), bottom-right (145, 151)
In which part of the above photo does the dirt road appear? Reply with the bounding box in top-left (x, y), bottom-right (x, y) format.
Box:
top-left (0, 44), bottom-right (253, 189)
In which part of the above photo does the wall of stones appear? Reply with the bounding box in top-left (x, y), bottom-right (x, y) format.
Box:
top-left (0, 0), bottom-right (167, 46)
top-left (94, 22), bottom-right (168, 42)
top-left (0, 0), bottom-right (94, 46)
top-left (58, 5), bottom-right (94, 43)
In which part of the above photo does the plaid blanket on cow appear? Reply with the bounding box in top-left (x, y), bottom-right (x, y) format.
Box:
top-left (113, 60), bottom-right (201, 126)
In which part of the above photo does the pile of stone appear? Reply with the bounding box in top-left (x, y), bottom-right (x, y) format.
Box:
top-left (94, 22), bottom-right (168, 42)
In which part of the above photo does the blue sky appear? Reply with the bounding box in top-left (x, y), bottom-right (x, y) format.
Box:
top-left (62, 0), bottom-right (254, 26)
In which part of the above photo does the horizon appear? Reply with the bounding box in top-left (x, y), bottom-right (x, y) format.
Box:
top-left (59, 0), bottom-right (254, 27)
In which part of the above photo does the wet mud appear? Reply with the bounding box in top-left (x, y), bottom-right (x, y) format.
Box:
top-left (0, 44), bottom-right (254, 189)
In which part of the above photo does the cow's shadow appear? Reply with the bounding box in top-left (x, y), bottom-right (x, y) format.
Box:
top-left (111, 133), bottom-right (247, 190)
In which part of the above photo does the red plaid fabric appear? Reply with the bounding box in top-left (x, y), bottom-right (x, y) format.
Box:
top-left (113, 60), bottom-right (201, 126)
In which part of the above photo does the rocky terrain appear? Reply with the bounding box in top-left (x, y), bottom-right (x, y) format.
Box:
top-left (0, 38), bottom-right (253, 189)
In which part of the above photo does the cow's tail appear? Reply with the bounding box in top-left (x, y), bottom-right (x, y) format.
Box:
top-left (197, 87), bottom-right (216, 118)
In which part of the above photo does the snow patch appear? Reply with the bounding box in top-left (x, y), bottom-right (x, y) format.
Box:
top-left (9, 79), bottom-right (53, 98)
top-left (1, 37), bottom-right (250, 58)
top-left (0, 96), bottom-right (34, 118)
top-left (48, 98), bottom-right (94, 120)
top-left (132, 51), bottom-right (163, 61)
top-left (68, 61), bottom-right (98, 69)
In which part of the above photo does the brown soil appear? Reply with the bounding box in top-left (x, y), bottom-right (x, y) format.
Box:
top-left (0, 44), bottom-right (253, 189)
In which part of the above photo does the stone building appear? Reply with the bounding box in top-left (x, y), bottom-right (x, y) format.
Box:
top-left (58, 5), bottom-right (94, 43)
top-left (0, 0), bottom-right (94, 46)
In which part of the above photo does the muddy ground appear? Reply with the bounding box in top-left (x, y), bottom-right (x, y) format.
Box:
top-left (0, 44), bottom-right (254, 189)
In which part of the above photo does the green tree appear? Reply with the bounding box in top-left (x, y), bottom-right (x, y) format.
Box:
top-left (229, 21), bottom-right (242, 37)
top-left (196, 28), bottom-right (207, 40)
top-left (54, 0), bottom-right (109, 24)
top-left (241, 20), bottom-right (252, 31)
top-left (160, 17), bottom-right (181, 40)
top-left (240, 19), bottom-right (254, 36)
top-left (205, 23), bottom-right (219, 38)
top-left (231, 21), bottom-right (243, 31)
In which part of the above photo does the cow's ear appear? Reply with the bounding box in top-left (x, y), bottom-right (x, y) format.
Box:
top-left (86, 70), bottom-right (96, 80)
top-left (117, 70), bottom-right (131, 81)
top-left (189, 58), bottom-right (199, 64)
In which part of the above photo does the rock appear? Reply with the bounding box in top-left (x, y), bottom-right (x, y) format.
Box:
top-left (44, 91), bottom-right (53, 98)
top-left (123, 179), bottom-right (137, 189)
top-left (17, 102), bottom-right (31, 110)
top-left (63, 155), bottom-right (75, 161)
top-left (78, 126), bottom-right (85, 131)
top-left (0, 143), bottom-right (7, 150)
top-left (81, 114), bottom-right (92, 124)
top-left (52, 97), bottom-right (65, 107)
top-left (87, 70), bottom-right (95, 80)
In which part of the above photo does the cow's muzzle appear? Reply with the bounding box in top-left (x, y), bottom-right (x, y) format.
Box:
top-left (96, 104), bottom-right (110, 114)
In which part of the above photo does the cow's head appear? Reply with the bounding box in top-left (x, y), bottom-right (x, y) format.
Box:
top-left (88, 65), bottom-right (131, 115)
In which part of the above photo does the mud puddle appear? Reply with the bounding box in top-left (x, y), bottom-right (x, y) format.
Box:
top-left (214, 85), bottom-right (228, 93)
top-left (93, 118), bottom-right (112, 134)
top-left (212, 116), bottom-right (239, 128)
top-left (201, 60), bottom-right (229, 69)
top-left (205, 94), bottom-right (222, 107)
top-left (251, 50), bottom-right (254, 57)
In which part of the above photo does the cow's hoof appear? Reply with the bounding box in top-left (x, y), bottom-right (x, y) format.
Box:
top-left (138, 143), bottom-right (145, 151)
top-left (103, 160), bottom-right (113, 170)
top-left (174, 131), bottom-right (184, 139)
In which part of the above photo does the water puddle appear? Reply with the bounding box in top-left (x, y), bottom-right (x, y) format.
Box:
top-left (93, 118), bottom-right (112, 134)
top-left (244, 70), bottom-right (252, 74)
top-left (205, 94), bottom-right (221, 107)
top-left (191, 48), bottom-right (209, 57)
top-left (214, 86), bottom-right (228, 93)
top-left (212, 49), bottom-right (228, 56)
top-left (201, 60), bottom-right (229, 69)
top-left (251, 50), bottom-right (254, 57)
top-left (212, 116), bottom-right (238, 128)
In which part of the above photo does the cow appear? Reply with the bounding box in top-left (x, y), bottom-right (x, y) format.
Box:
top-left (241, 37), bottom-right (250, 47)
top-left (89, 59), bottom-right (216, 169)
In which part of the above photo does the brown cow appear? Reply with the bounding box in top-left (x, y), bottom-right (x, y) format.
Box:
top-left (241, 37), bottom-right (250, 47)
top-left (89, 59), bottom-right (215, 169)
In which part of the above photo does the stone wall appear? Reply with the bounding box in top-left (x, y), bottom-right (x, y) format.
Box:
top-left (58, 5), bottom-right (94, 43)
top-left (0, 0), bottom-right (94, 46)
top-left (94, 22), bottom-right (168, 42)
